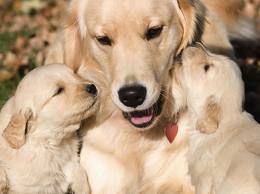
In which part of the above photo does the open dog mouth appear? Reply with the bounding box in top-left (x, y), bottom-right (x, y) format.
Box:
top-left (123, 95), bottom-right (163, 128)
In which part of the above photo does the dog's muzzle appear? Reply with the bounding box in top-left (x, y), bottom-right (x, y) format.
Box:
top-left (122, 94), bottom-right (163, 128)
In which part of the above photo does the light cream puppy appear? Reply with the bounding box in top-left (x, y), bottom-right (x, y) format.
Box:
top-left (172, 46), bottom-right (260, 194)
top-left (0, 64), bottom-right (98, 194)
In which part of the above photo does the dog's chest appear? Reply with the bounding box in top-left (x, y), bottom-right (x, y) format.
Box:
top-left (6, 142), bottom-right (78, 194)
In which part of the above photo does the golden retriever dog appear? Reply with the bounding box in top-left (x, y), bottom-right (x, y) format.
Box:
top-left (44, 0), bottom-right (258, 193)
top-left (172, 45), bottom-right (260, 194)
top-left (0, 64), bottom-right (99, 194)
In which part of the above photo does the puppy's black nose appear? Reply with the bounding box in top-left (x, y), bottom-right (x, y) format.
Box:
top-left (86, 84), bottom-right (98, 97)
top-left (118, 85), bottom-right (146, 108)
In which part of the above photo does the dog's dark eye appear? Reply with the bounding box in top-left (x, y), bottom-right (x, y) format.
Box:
top-left (53, 87), bottom-right (64, 97)
top-left (204, 64), bottom-right (211, 72)
top-left (145, 26), bottom-right (163, 41)
top-left (96, 36), bottom-right (112, 46)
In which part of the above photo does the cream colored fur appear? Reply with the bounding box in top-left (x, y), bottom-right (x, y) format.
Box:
top-left (44, 1), bottom-right (258, 193)
top-left (0, 64), bottom-right (98, 194)
top-left (172, 46), bottom-right (260, 194)
top-left (78, 63), bottom-right (194, 194)
top-left (80, 111), bottom-right (194, 194)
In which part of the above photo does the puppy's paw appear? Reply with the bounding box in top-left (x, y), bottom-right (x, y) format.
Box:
top-left (0, 169), bottom-right (8, 194)
top-left (70, 166), bottom-right (90, 194)
top-left (71, 183), bottom-right (90, 194)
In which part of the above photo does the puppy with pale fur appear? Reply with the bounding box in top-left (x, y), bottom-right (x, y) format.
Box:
top-left (172, 45), bottom-right (260, 194)
top-left (0, 64), bottom-right (98, 194)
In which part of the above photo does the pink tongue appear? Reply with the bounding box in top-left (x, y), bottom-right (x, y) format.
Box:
top-left (131, 115), bottom-right (153, 125)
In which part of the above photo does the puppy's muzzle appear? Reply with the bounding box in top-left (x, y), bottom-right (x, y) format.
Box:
top-left (118, 85), bottom-right (147, 108)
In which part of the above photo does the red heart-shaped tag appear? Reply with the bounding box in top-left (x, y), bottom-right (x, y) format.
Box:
top-left (164, 123), bottom-right (178, 144)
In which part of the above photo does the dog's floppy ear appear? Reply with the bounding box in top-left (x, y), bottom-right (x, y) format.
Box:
top-left (2, 109), bottom-right (33, 149)
top-left (63, 0), bottom-right (84, 72)
top-left (63, 0), bottom-right (100, 74)
top-left (196, 97), bottom-right (221, 134)
top-left (172, 0), bottom-right (206, 54)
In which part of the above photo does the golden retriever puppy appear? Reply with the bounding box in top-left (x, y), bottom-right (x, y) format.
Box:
top-left (0, 64), bottom-right (99, 194)
top-left (172, 45), bottom-right (260, 194)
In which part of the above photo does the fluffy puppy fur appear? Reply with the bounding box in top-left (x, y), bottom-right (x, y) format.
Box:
top-left (0, 64), bottom-right (99, 194)
top-left (172, 45), bottom-right (260, 194)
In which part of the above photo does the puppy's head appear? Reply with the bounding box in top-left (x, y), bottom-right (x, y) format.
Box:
top-left (2, 64), bottom-right (99, 149)
top-left (64, 0), bottom-right (206, 130)
top-left (174, 45), bottom-right (244, 133)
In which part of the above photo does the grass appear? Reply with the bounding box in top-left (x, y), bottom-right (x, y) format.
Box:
top-left (0, 28), bottom-right (37, 53)
top-left (0, 26), bottom-right (38, 109)
top-left (0, 32), bottom-right (17, 53)
top-left (0, 79), bottom-right (19, 108)
top-left (0, 56), bottom-right (37, 109)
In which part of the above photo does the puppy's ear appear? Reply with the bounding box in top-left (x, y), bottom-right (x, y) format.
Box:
top-left (2, 109), bottom-right (33, 149)
top-left (173, 0), bottom-right (206, 54)
top-left (196, 97), bottom-right (221, 134)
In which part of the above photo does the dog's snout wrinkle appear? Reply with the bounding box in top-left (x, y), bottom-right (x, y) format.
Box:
top-left (118, 85), bottom-right (147, 108)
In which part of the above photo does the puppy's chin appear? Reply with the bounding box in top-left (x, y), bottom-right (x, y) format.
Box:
top-left (67, 99), bottom-right (99, 126)
top-left (122, 94), bottom-right (164, 131)
top-left (82, 99), bottom-right (99, 119)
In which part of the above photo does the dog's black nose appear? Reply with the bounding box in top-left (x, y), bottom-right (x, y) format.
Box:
top-left (118, 85), bottom-right (146, 108)
top-left (86, 84), bottom-right (98, 97)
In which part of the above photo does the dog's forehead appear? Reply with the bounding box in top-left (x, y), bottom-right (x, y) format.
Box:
top-left (85, 0), bottom-right (174, 28)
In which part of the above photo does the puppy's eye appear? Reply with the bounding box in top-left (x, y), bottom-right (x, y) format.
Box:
top-left (204, 64), bottom-right (211, 72)
top-left (96, 36), bottom-right (112, 46)
top-left (53, 87), bottom-right (64, 97)
top-left (145, 26), bottom-right (163, 41)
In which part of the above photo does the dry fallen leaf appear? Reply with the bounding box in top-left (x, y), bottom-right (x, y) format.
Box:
top-left (15, 37), bottom-right (27, 52)
top-left (3, 52), bottom-right (18, 69)
top-left (20, 0), bottom-right (47, 14)
top-left (0, 70), bottom-right (15, 81)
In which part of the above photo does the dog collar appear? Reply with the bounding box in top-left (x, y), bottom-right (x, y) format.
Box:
top-left (164, 123), bottom-right (178, 144)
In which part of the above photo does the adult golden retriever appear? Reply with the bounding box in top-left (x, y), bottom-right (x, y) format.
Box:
top-left (45, 0), bottom-right (257, 193)
top-left (172, 45), bottom-right (260, 194)
top-left (0, 64), bottom-right (98, 194)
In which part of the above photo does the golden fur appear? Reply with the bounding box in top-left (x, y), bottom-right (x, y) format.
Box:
top-left (172, 45), bottom-right (260, 194)
top-left (44, 0), bottom-right (258, 193)
top-left (0, 64), bottom-right (98, 194)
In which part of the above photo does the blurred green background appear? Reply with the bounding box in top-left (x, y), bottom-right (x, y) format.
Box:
top-left (0, 0), bottom-right (67, 107)
top-left (0, 0), bottom-right (259, 121)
